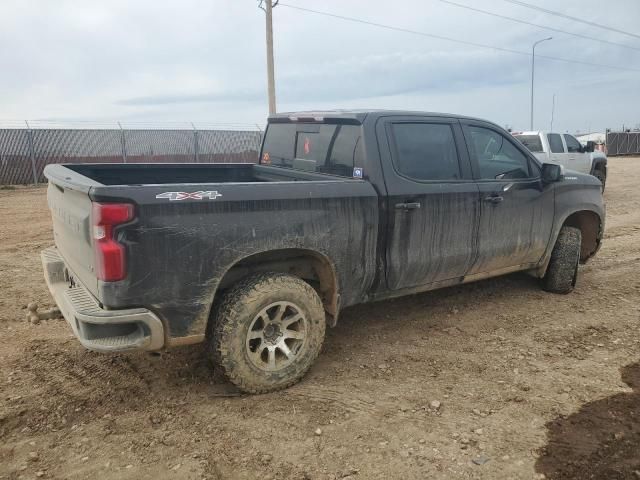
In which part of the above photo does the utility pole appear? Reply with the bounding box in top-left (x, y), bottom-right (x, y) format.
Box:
top-left (259, 1), bottom-right (278, 115)
top-left (550, 93), bottom-right (556, 131)
top-left (530, 37), bottom-right (552, 130)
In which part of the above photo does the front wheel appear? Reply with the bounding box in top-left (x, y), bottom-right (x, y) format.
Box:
top-left (542, 226), bottom-right (582, 294)
top-left (208, 273), bottom-right (326, 393)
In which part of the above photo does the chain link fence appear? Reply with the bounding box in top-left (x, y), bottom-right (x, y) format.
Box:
top-left (606, 131), bottom-right (640, 157)
top-left (0, 126), bottom-right (262, 185)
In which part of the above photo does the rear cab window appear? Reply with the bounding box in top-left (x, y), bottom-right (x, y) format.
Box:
top-left (515, 134), bottom-right (543, 153)
top-left (261, 122), bottom-right (363, 177)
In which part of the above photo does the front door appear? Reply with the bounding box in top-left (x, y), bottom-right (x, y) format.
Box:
top-left (564, 134), bottom-right (591, 174)
top-left (377, 116), bottom-right (480, 290)
top-left (462, 122), bottom-right (554, 274)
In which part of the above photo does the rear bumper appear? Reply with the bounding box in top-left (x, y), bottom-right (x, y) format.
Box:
top-left (41, 246), bottom-right (165, 352)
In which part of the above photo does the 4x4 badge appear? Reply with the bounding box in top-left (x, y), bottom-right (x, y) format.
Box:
top-left (156, 191), bottom-right (222, 201)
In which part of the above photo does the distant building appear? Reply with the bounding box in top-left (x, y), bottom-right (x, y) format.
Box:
top-left (576, 132), bottom-right (606, 153)
top-left (576, 132), bottom-right (606, 144)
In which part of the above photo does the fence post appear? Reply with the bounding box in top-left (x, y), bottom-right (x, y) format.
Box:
top-left (118, 122), bottom-right (127, 163)
top-left (25, 121), bottom-right (39, 184)
top-left (192, 123), bottom-right (199, 163)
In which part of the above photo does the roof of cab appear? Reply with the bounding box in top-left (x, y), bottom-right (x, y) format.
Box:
top-left (268, 109), bottom-right (500, 127)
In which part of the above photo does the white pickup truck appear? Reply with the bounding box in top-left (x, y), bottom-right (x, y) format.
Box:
top-left (514, 131), bottom-right (607, 191)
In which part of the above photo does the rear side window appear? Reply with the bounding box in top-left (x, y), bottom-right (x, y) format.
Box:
top-left (547, 134), bottom-right (565, 153)
top-left (564, 134), bottom-right (582, 153)
top-left (391, 123), bottom-right (461, 181)
top-left (261, 123), bottom-right (362, 177)
top-left (515, 135), bottom-right (543, 153)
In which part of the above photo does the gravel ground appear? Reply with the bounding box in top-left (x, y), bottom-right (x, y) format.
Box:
top-left (1, 158), bottom-right (639, 480)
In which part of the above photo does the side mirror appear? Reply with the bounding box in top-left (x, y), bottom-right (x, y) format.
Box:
top-left (584, 141), bottom-right (595, 153)
top-left (542, 163), bottom-right (563, 183)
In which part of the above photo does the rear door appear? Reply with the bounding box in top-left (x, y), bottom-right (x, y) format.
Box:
top-left (462, 121), bottom-right (554, 274)
top-left (377, 116), bottom-right (479, 290)
top-left (563, 134), bottom-right (591, 173)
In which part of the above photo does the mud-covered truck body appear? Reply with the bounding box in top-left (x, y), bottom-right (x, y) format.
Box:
top-left (42, 110), bottom-right (605, 392)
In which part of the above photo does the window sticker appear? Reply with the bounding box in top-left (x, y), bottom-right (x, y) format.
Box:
top-left (262, 152), bottom-right (271, 165)
top-left (353, 167), bottom-right (363, 178)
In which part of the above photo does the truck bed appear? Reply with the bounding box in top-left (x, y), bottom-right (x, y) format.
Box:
top-left (62, 163), bottom-right (347, 186)
top-left (43, 162), bottom-right (379, 345)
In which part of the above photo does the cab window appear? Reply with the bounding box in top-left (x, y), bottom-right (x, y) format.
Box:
top-left (547, 134), bottom-right (565, 153)
top-left (515, 135), bottom-right (543, 153)
top-left (563, 134), bottom-right (583, 153)
top-left (467, 126), bottom-right (531, 180)
top-left (390, 123), bottom-right (461, 181)
top-left (262, 123), bottom-right (363, 177)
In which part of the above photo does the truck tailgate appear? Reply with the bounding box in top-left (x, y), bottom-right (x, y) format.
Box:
top-left (47, 182), bottom-right (98, 296)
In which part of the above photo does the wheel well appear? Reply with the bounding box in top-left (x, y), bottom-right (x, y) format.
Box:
top-left (214, 249), bottom-right (340, 326)
top-left (563, 211), bottom-right (602, 262)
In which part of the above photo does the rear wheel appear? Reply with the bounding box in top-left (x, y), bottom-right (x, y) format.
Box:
top-left (593, 168), bottom-right (606, 192)
top-left (208, 272), bottom-right (326, 394)
top-left (542, 226), bottom-right (582, 294)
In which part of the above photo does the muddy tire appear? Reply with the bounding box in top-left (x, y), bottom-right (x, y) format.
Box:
top-left (542, 226), bottom-right (582, 294)
top-left (208, 272), bottom-right (326, 394)
top-left (593, 168), bottom-right (606, 192)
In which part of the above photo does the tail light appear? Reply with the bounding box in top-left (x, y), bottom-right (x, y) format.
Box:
top-left (92, 203), bottom-right (134, 281)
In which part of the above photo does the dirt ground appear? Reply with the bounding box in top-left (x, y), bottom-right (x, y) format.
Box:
top-left (1, 159), bottom-right (639, 480)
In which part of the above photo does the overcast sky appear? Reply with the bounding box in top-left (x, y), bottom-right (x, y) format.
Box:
top-left (1, 0), bottom-right (639, 132)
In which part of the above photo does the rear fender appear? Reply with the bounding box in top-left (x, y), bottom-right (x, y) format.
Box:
top-left (207, 248), bottom-right (341, 329)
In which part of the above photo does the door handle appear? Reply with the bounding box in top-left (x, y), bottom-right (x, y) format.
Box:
top-left (395, 202), bottom-right (421, 210)
top-left (484, 195), bottom-right (504, 204)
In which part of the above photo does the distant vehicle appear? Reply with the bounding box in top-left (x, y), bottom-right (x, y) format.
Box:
top-left (513, 131), bottom-right (607, 191)
top-left (41, 110), bottom-right (605, 393)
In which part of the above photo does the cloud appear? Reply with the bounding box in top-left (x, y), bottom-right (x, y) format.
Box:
top-left (118, 50), bottom-right (528, 107)
top-left (117, 90), bottom-right (263, 106)
top-left (279, 50), bottom-right (528, 102)
top-left (0, 0), bottom-right (638, 132)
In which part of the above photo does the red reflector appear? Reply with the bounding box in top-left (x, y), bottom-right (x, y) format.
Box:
top-left (92, 203), bottom-right (133, 225)
top-left (91, 203), bottom-right (134, 282)
top-left (95, 239), bottom-right (126, 282)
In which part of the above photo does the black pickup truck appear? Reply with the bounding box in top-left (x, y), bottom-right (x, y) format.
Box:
top-left (42, 110), bottom-right (605, 393)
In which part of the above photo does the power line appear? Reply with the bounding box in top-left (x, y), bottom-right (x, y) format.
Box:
top-left (500, 0), bottom-right (640, 41)
top-left (439, 0), bottom-right (640, 52)
top-left (278, 3), bottom-right (640, 73)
